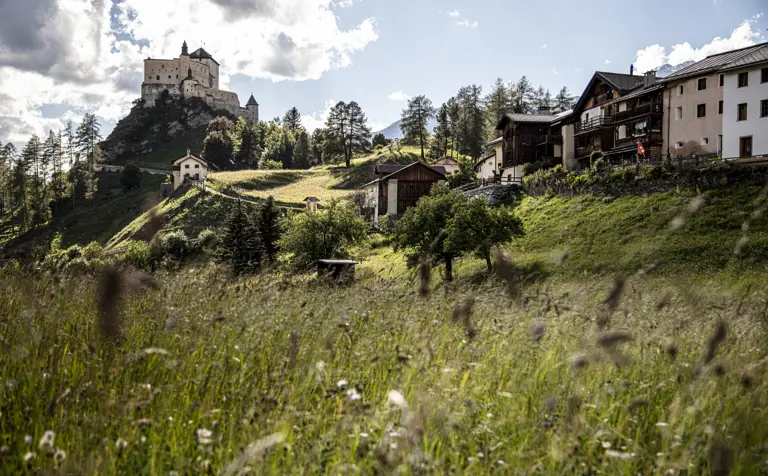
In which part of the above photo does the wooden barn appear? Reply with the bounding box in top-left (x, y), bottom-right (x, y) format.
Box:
top-left (362, 162), bottom-right (446, 224)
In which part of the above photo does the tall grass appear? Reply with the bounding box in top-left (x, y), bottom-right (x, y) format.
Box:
top-left (1, 261), bottom-right (767, 474)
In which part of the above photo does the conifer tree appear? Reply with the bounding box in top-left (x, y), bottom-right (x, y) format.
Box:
top-left (283, 107), bottom-right (303, 133)
top-left (399, 95), bottom-right (435, 160)
top-left (484, 78), bottom-right (512, 141)
top-left (234, 117), bottom-right (261, 168)
top-left (429, 104), bottom-right (451, 160)
top-left (325, 101), bottom-right (371, 167)
top-left (515, 76), bottom-right (535, 113)
top-left (259, 196), bottom-right (281, 262)
top-left (455, 85), bottom-right (485, 158)
top-left (75, 113), bottom-right (102, 203)
top-left (446, 97), bottom-right (461, 157)
top-left (218, 200), bottom-right (264, 275)
top-left (555, 86), bottom-right (576, 111)
top-left (292, 130), bottom-right (311, 169)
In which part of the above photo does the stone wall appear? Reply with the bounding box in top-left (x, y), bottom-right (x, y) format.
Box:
top-left (466, 184), bottom-right (523, 207)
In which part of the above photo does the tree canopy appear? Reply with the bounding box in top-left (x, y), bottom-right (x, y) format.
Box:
top-left (400, 95), bottom-right (435, 160)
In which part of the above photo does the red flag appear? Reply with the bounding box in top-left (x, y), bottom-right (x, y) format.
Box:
top-left (637, 140), bottom-right (646, 157)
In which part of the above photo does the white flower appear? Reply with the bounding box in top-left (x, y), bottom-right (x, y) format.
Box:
top-left (605, 450), bottom-right (633, 460)
top-left (54, 449), bottom-right (66, 463)
top-left (38, 431), bottom-right (55, 452)
top-left (115, 438), bottom-right (128, 451)
top-left (486, 413), bottom-right (493, 419)
top-left (601, 441), bottom-right (612, 449)
top-left (315, 361), bottom-right (325, 372)
top-left (23, 452), bottom-right (35, 463)
top-left (656, 422), bottom-right (669, 428)
top-left (359, 433), bottom-right (369, 438)
top-left (24, 435), bottom-right (32, 445)
top-left (346, 388), bottom-right (361, 401)
top-left (388, 390), bottom-right (407, 408)
top-left (197, 428), bottom-right (213, 445)
top-left (337, 380), bottom-right (348, 389)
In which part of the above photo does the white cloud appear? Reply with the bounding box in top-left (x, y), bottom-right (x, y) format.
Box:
top-left (301, 98), bottom-right (336, 132)
top-left (447, 9), bottom-right (460, 17)
top-left (0, 0), bottom-right (378, 145)
top-left (550, 67), bottom-right (559, 76)
top-left (456, 19), bottom-right (478, 28)
top-left (388, 91), bottom-right (411, 101)
top-left (633, 19), bottom-right (762, 73)
top-left (540, 44), bottom-right (547, 50)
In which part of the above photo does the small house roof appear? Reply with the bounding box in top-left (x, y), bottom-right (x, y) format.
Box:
top-left (609, 83), bottom-right (664, 104)
top-left (433, 156), bottom-right (459, 165)
top-left (487, 136), bottom-right (503, 146)
top-left (571, 71), bottom-right (644, 113)
top-left (246, 94), bottom-right (259, 106)
top-left (304, 197), bottom-right (320, 202)
top-left (172, 151), bottom-right (209, 167)
top-left (473, 153), bottom-right (495, 171)
top-left (363, 162), bottom-right (446, 189)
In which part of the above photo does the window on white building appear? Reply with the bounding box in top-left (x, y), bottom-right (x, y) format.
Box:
top-left (678, 85), bottom-right (684, 96)
top-left (697, 104), bottom-right (706, 118)
top-left (738, 72), bottom-right (749, 88)
top-left (701, 137), bottom-right (709, 146)
top-left (761, 99), bottom-right (768, 118)
top-left (762, 68), bottom-right (768, 84)
top-left (675, 107), bottom-right (682, 120)
top-left (718, 100), bottom-right (723, 115)
top-left (719, 74), bottom-right (724, 87)
top-left (697, 78), bottom-right (707, 91)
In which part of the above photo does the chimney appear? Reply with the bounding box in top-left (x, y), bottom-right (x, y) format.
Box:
top-left (644, 70), bottom-right (656, 87)
top-left (187, 148), bottom-right (191, 156)
top-left (630, 64), bottom-right (634, 75)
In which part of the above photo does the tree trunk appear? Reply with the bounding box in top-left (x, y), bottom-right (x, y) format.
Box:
top-left (485, 248), bottom-right (493, 274)
top-left (444, 255), bottom-right (453, 282)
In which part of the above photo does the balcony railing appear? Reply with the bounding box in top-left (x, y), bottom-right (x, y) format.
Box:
top-left (574, 116), bottom-right (612, 134)
top-left (613, 103), bottom-right (663, 123)
top-left (576, 145), bottom-right (602, 158)
top-left (615, 131), bottom-right (663, 147)
top-left (535, 134), bottom-right (563, 145)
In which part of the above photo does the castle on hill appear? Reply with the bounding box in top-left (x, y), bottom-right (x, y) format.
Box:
top-left (141, 41), bottom-right (259, 122)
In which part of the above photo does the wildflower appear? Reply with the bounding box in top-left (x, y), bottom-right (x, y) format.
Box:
top-left (656, 422), bottom-right (669, 428)
top-left (346, 388), bottom-right (361, 401)
top-left (601, 441), bottom-right (612, 449)
top-left (54, 449), bottom-right (66, 464)
top-left (388, 390), bottom-right (408, 409)
top-left (605, 450), bottom-right (633, 460)
top-left (115, 438), bottom-right (128, 452)
top-left (23, 452), bottom-right (35, 463)
top-left (24, 435), bottom-right (32, 445)
top-left (197, 428), bottom-right (214, 445)
top-left (359, 433), bottom-right (369, 439)
top-left (315, 361), bottom-right (325, 373)
top-left (38, 430), bottom-right (55, 453)
top-left (337, 379), bottom-right (348, 389)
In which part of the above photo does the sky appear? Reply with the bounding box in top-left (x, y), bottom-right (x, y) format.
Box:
top-left (0, 0), bottom-right (766, 147)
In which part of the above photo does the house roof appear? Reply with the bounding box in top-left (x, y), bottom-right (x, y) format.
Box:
top-left (189, 47), bottom-right (219, 65)
top-left (304, 197), bottom-right (320, 202)
top-left (487, 136), bottom-right (503, 146)
top-left (246, 94), bottom-right (259, 107)
top-left (363, 162), bottom-right (446, 188)
top-left (662, 42), bottom-right (767, 81)
top-left (719, 43), bottom-right (768, 72)
top-left (474, 153), bottom-right (495, 171)
top-left (572, 71), bottom-right (644, 113)
top-left (172, 152), bottom-right (208, 167)
top-left (609, 83), bottom-right (664, 104)
top-left (433, 156), bottom-right (459, 165)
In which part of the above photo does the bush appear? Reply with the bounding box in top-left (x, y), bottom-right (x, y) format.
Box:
top-left (377, 214), bottom-right (398, 236)
top-left (590, 151), bottom-right (605, 172)
top-left (262, 160), bottom-right (283, 170)
top-left (82, 242), bottom-right (103, 261)
top-left (120, 164), bottom-right (143, 191)
top-left (197, 228), bottom-right (219, 251)
top-left (160, 231), bottom-right (190, 262)
top-left (277, 200), bottom-right (368, 271)
top-left (122, 240), bottom-right (154, 270)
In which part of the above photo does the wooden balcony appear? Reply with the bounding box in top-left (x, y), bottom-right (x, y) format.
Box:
top-left (576, 145), bottom-right (602, 158)
top-left (536, 134), bottom-right (563, 146)
top-left (574, 116), bottom-right (612, 135)
top-left (613, 103), bottom-right (663, 123)
top-left (615, 131), bottom-right (663, 147)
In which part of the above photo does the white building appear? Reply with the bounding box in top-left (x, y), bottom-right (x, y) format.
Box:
top-left (475, 137), bottom-right (503, 184)
top-left (172, 149), bottom-right (210, 190)
top-left (721, 43), bottom-right (768, 158)
top-left (142, 41), bottom-right (259, 122)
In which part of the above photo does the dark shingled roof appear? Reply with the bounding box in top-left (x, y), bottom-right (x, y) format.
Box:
top-left (663, 42), bottom-right (767, 80)
top-left (189, 47), bottom-right (219, 65)
top-left (246, 94), bottom-right (259, 106)
top-left (595, 72), bottom-right (644, 92)
top-left (609, 83), bottom-right (664, 104)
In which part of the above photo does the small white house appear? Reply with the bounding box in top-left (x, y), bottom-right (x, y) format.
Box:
top-left (432, 156), bottom-right (460, 175)
top-left (474, 137), bottom-right (503, 184)
top-left (171, 149), bottom-right (209, 190)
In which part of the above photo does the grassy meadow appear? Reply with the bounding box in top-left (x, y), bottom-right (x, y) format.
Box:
top-left (3, 181), bottom-right (768, 474)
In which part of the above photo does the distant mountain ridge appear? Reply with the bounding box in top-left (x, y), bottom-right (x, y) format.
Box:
top-left (655, 61), bottom-right (695, 78)
top-left (373, 117), bottom-right (440, 141)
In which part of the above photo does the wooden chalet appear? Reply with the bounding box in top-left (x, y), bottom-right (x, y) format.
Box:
top-left (362, 162), bottom-right (447, 224)
top-left (571, 72), bottom-right (645, 167)
top-left (495, 108), bottom-right (572, 181)
top-left (606, 71), bottom-right (664, 161)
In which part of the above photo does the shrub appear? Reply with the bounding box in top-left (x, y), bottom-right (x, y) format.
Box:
top-left (277, 200), bottom-right (368, 271)
top-left (590, 151), bottom-right (605, 172)
top-left (120, 164), bottom-right (143, 191)
top-left (82, 242), bottom-right (103, 261)
top-left (218, 201), bottom-right (264, 275)
top-left (377, 214), bottom-right (398, 236)
top-left (122, 240), bottom-right (153, 270)
top-left (160, 231), bottom-right (190, 262)
top-left (197, 228), bottom-right (219, 251)
top-left (262, 160), bottom-right (283, 170)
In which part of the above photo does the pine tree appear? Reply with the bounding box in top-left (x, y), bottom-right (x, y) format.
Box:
top-left (202, 117), bottom-right (235, 170)
top-left (292, 130), bottom-right (311, 169)
top-left (75, 113), bottom-right (102, 203)
top-left (399, 95), bottom-right (435, 161)
top-left (325, 101), bottom-right (371, 167)
top-left (515, 76), bottom-right (536, 114)
top-left (484, 78), bottom-right (512, 141)
top-left (455, 85), bottom-right (485, 158)
top-left (51, 130), bottom-right (66, 208)
top-left (218, 200), bottom-right (263, 275)
top-left (446, 97), bottom-right (461, 157)
top-left (259, 196), bottom-right (281, 262)
top-left (310, 128), bottom-right (326, 165)
top-left (283, 107), bottom-right (303, 133)
top-left (234, 118), bottom-right (261, 168)
top-left (555, 86), bottom-right (576, 111)
top-left (63, 121), bottom-right (78, 213)
top-left (22, 135), bottom-right (50, 227)
top-left (429, 104), bottom-right (451, 160)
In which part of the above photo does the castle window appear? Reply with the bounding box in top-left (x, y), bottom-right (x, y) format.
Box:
top-left (168, 75), bottom-right (171, 79)
top-left (156, 75), bottom-right (159, 80)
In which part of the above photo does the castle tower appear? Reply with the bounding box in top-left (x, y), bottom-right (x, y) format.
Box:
top-left (181, 41), bottom-right (189, 56)
top-left (245, 94), bottom-right (259, 122)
